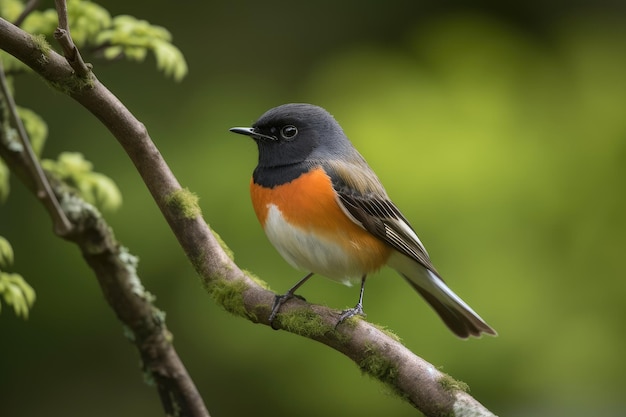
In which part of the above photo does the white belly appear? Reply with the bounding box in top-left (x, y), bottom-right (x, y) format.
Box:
top-left (264, 204), bottom-right (364, 285)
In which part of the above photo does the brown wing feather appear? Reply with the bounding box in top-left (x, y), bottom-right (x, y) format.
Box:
top-left (337, 192), bottom-right (438, 274)
top-left (323, 161), bottom-right (439, 275)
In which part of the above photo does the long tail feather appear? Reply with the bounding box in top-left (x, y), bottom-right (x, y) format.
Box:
top-left (389, 253), bottom-right (496, 338)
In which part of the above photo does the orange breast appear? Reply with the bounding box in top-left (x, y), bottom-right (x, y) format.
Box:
top-left (250, 167), bottom-right (391, 274)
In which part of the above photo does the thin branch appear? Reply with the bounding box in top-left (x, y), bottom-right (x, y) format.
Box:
top-left (53, 0), bottom-right (90, 77)
top-left (0, 108), bottom-right (210, 417)
top-left (0, 57), bottom-right (72, 235)
top-left (54, 0), bottom-right (69, 30)
top-left (13, 0), bottom-right (40, 27)
top-left (0, 17), bottom-right (496, 417)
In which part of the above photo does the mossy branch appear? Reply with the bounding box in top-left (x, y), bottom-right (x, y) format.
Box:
top-left (0, 17), bottom-right (496, 417)
top-left (0, 91), bottom-right (210, 417)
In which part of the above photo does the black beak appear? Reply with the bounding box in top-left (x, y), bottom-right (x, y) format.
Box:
top-left (229, 127), bottom-right (277, 141)
top-left (229, 127), bottom-right (255, 136)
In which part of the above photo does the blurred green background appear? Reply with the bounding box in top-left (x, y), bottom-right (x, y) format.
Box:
top-left (2, 1), bottom-right (626, 416)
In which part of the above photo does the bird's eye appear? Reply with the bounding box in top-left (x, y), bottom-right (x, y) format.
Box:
top-left (280, 125), bottom-right (298, 139)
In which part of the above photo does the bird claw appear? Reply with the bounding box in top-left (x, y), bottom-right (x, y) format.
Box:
top-left (268, 293), bottom-right (306, 329)
top-left (336, 303), bottom-right (366, 328)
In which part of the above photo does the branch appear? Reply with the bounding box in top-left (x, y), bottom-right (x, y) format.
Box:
top-left (0, 17), bottom-right (496, 416)
top-left (13, 0), bottom-right (40, 27)
top-left (53, 0), bottom-right (90, 77)
top-left (0, 57), bottom-right (72, 235)
top-left (0, 105), bottom-right (210, 417)
top-left (1, 15), bottom-right (208, 417)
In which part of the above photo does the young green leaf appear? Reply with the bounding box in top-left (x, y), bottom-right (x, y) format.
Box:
top-left (0, 236), bottom-right (14, 267)
top-left (0, 272), bottom-right (36, 318)
top-left (42, 152), bottom-right (122, 212)
top-left (95, 14), bottom-right (188, 81)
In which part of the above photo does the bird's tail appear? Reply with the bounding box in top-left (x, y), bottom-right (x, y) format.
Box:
top-left (388, 253), bottom-right (497, 338)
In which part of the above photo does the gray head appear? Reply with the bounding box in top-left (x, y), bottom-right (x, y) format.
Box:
top-left (230, 103), bottom-right (356, 168)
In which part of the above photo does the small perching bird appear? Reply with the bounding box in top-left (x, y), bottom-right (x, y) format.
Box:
top-left (230, 103), bottom-right (496, 338)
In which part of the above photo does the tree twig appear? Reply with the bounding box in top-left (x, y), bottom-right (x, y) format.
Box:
top-left (0, 17), bottom-right (497, 416)
top-left (0, 106), bottom-right (210, 417)
top-left (53, 0), bottom-right (90, 77)
top-left (0, 57), bottom-right (72, 235)
top-left (13, 0), bottom-right (40, 27)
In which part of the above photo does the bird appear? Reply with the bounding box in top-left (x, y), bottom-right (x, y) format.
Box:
top-left (230, 103), bottom-right (496, 338)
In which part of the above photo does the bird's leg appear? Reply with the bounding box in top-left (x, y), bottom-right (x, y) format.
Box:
top-left (337, 275), bottom-right (367, 326)
top-left (269, 272), bottom-right (314, 329)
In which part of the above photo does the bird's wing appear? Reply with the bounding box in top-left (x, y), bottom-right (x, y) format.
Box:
top-left (323, 160), bottom-right (439, 275)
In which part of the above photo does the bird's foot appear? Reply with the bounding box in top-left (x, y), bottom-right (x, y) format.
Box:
top-left (336, 302), bottom-right (366, 328)
top-left (268, 292), bottom-right (306, 329)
